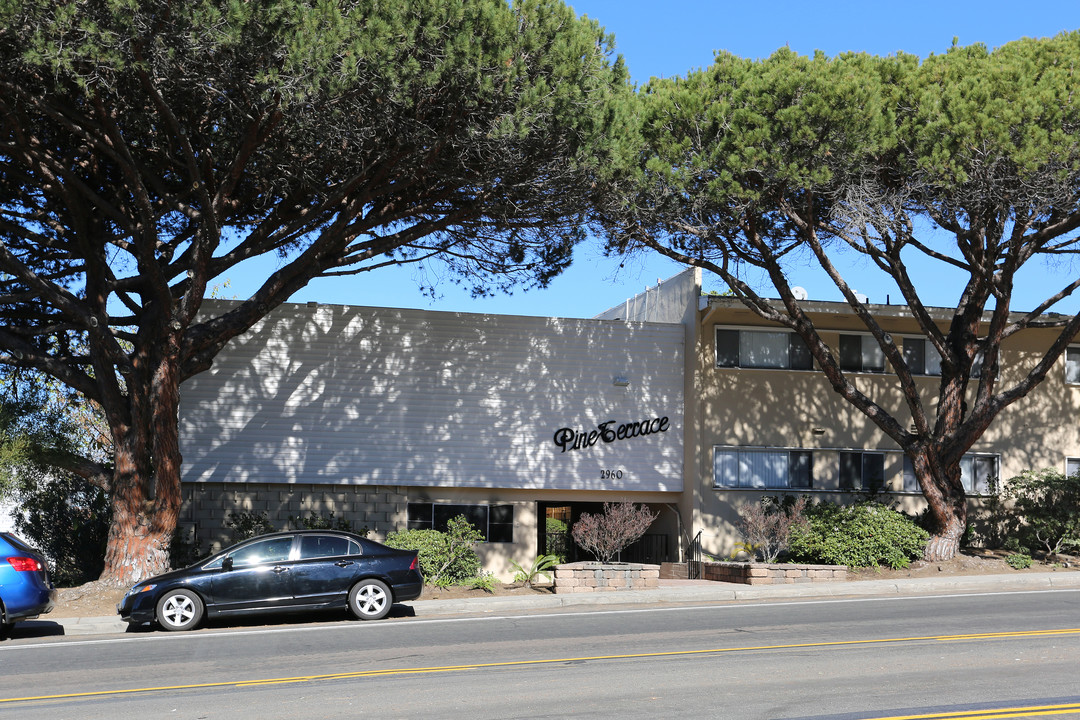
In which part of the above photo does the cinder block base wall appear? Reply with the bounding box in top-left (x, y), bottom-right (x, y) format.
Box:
top-left (702, 561), bottom-right (847, 585)
top-left (554, 562), bottom-right (660, 593)
top-left (179, 482), bottom-right (409, 553)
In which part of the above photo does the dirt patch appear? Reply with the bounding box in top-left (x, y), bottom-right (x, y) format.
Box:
top-left (847, 548), bottom-right (1078, 581)
top-left (50, 549), bottom-right (1079, 619)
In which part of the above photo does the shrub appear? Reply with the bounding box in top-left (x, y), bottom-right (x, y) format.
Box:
top-left (1001, 468), bottom-right (1080, 556)
top-left (1006, 553), bottom-right (1033, 569)
top-left (510, 554), bottom-right (558, 588)
top-left (385, 515), bottom-right (482, 587)
top-left (464, 571), bottom-right (497, 593)
top-left (737, 495), bottom-right (808, 562)
top-left (572, 501), bottom-right (656, 563)
top-left (13, 474), bottom-right (110, 586)
top-left (788, 501), bottom-right (929, 569)
top-left (225, 510), bottom-right (275, 541)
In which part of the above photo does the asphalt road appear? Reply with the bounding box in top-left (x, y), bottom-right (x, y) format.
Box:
top-left (1, 589), bottom-right (1079, 719)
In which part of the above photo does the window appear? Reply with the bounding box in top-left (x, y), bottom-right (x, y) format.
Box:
top-left (1066, 347), bottom-right (1080, 384)
top-left (713, 448), bottom-right (813, 489)
top-left (227, 536), bottom-right (294, 567)
top-left (298, 534), bottom-right (360, 559)
top-left (1067, 458), bottom-right (1080, 478)
top-left (407, 503), bottom-right (514, 543)
top-left (901, 454), bottom-right (999, 495)
top-left (839, 335), bottom-right (884, 373)
top-left (839, 452), bottom-right (886, 491)
top-left (902, 338), bottom-right (942, 376)
top-left (715, 328), bottom-right (812, 370)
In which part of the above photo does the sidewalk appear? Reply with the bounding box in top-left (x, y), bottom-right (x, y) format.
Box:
top-left (33, 571), bottom-right (1080, 637)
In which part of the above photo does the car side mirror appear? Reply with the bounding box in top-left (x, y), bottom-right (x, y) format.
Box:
top-left (222, 557), bottom-right (233, 571)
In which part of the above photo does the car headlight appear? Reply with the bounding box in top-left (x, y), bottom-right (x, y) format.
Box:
top-left (125, 583), bottom-right (156, 601)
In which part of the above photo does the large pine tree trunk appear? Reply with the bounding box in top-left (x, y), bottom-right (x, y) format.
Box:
top-left (97, 354), bottom-right (184, 587)
top-left (908, 449), bottom-right (968, 562)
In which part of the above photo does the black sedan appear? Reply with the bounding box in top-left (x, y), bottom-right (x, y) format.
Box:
top-left (118, 530), bottom-right (422, 631)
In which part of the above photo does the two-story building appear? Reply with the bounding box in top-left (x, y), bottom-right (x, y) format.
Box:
top-left (177, 269), bottom-right (1080, 575)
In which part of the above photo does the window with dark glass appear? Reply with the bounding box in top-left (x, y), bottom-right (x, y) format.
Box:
top-left (406, 503), bottom-right (514, 542)
top-left (902, 338), bottom-right (942, 376)
top-left (298, 534), bottom-right (356, 559)
top-left (715, 329), bottom-right (812, 370)
top-left (839, 335), bottom-right (884, 373)
top-left (839, 452), bottom-right (886, 491)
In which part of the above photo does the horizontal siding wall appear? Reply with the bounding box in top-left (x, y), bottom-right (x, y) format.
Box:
top-left (181, 304), bottom-right (685, 492)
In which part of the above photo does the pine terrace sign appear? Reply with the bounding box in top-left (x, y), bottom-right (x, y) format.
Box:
top-left (553, 416), bottom-right (671, 453)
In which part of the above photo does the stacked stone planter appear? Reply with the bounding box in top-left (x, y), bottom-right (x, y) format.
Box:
top-left (702, 560), bottom-right (847, 585)
top-left (554, 562), bottom-right (661, 593)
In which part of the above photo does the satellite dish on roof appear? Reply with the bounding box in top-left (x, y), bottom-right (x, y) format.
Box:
top-left (791, 286), bottom-right (808, 301)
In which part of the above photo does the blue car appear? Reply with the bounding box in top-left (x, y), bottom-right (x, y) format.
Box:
top-left (118, 530), bottom-right (423, 631)
top-left (0, 532), bottom-right (58, 637)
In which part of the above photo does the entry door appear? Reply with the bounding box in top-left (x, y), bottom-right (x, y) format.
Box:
top-left (539, 504), bottom-right (572, 561)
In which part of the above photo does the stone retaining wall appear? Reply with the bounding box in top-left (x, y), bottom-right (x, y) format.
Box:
top-left (554, 562), bottom-right (661, 593)
top-left (702, 561), bottom-right (847, 585)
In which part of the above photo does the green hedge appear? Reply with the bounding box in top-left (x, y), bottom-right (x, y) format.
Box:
top-left (787, 501), bottom-right (929, 569)
top-left (384, 516), bottom-right (481, 586)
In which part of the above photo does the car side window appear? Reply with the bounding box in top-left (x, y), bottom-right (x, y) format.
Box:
top-left (228, 537), bottom-right (294, 568)
top-left (298, 535), bottom-right (355, 559)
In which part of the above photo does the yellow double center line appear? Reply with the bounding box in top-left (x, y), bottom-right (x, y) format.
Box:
top-left (4, 627), bottom-right (1080, 704)
top-left (863, 700), bottom-right (1080, 719)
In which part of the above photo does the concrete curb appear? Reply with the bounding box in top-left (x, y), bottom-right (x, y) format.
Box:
top-left (31, 571), bottom-right (1080, 637)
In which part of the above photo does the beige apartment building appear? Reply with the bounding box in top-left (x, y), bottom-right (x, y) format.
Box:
top-left (685, 282), bottom-right (1080, 558)
top-left (176, 269), bottom-right (1080, 575)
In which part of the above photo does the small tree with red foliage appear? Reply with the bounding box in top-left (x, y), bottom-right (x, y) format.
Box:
top-left (572, 502), bottom-right (657, 563)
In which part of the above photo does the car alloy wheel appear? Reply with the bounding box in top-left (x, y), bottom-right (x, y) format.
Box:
top-left (156, 589), bottom-right (204, 631)
top-left (348, 578), bottom-right (391, 620)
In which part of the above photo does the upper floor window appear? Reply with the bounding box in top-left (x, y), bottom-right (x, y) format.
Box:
top-left (715, 328), bottom-right (812, 370)
top-left (839, 451), bottom-right (886, 492)
top-left (407, 503), bottom-right (514, 543)
top-left (713, 448), bottom-right (813, 489)
top-left (839, 334), bottom-right (884, 373)
top-left (1066, 347), bottom-right (1080, 384)
top-left (1067, 457), bottom-right (1080, 478)
top-left (902, 338), bottom-right (942, 376)
top-left (902, 454), bottom-right (998, 495)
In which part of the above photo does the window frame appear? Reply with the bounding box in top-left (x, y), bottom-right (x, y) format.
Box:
top-left (901, 454), bottom-right (1000, 495)
top-left (715, 327), bottom-right (813, 371)
top-left (406, 502), bottom-right (514, 543)
top-left (712, 447), bottom-right (814, 490)
top-left (838, 334), bottom-right (885, 374)
top-left (839, 451), bottom-right (886, 492)
top-left (1066, 346), bottom-right (1080, 385)
top-left (901, 337), bottom-right (942, 376)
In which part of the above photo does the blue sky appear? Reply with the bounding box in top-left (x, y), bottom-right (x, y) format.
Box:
top-left (229, 1), bottom-right (1080, 317)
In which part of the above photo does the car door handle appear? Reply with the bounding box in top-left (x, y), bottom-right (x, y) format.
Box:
top-left (335, 560), bottom-right (354, 568)
top-left (272, 566), bottom-right (289, 574)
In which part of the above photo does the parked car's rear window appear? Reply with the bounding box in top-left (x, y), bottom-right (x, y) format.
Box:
top-left (298, 535), bottom-right (359, 559)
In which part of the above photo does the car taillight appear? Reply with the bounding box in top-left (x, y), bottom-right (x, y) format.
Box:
top-left (7, 556), bottom-right (43, 572)
top-left (410, 556), bottom-right (418, 570)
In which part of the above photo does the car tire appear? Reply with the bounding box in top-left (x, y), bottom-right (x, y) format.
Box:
top-left (0, 622), bottom-right (13, 640)
top-left (348, 578), bottom-right (392, 621)
top-left (156, 589), bottom-right (204, 631)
